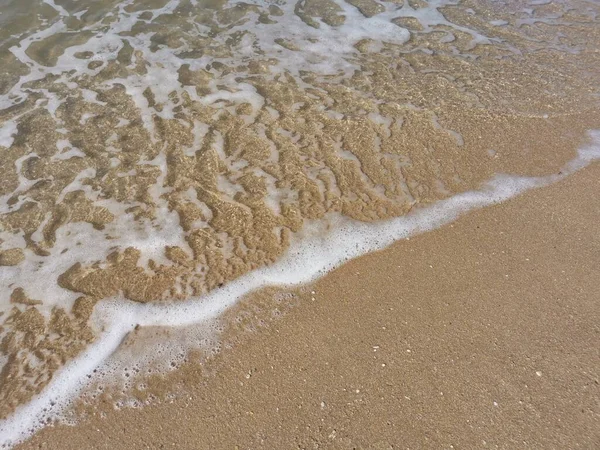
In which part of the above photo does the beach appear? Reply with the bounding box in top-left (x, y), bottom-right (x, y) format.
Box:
top-left (1, 0), bottom-right (600, 447)
top-left (16, 155), bottom-right (600, 449)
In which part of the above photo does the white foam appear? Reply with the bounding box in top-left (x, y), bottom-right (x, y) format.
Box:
top-left (51, 140), bottom-right (86, 160)
top-left (41, 0), bottom-right (69, 17)
top-left (0, 0), bottom-right (515, 134)
top-left (391, 0), bottom-right (496, 50)
top-left (1, 130), bottom-right (599, 448)
top-left (0, 119), bottom-right (18, 149)
top-left (0, 158), bottom-right (191, 316)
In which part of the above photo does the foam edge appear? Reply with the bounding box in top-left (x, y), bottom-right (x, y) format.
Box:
top-left (1, 130), bottom-right (599, 447)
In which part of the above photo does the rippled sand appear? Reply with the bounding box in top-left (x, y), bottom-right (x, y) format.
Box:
top-left (1, 0), bottom-right (600, 443)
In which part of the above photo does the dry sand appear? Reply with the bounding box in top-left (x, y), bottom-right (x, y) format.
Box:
top-left (17, 158), bottom-right (600, 449)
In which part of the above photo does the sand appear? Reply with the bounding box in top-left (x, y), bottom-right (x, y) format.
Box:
top-left (17, 158), bottom-right (600, 449)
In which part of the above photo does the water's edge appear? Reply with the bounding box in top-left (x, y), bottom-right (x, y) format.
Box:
top-left (1, 130), bottom-right (599, 448)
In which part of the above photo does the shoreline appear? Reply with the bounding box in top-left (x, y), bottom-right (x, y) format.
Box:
top-left (1, 126), bottom-right (598, 446)
top-left (16, 152), bottom-right (600, 448)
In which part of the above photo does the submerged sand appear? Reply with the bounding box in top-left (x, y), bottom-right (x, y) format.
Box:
top-left (17, 157), bottom-right (600, 449)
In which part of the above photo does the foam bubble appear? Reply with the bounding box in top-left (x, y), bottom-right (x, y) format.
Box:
top-left (0, 119), bottom-right (18, 149)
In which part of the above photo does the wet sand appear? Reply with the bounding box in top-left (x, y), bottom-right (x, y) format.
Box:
top-left (18, 157), bottom-right (600, 449)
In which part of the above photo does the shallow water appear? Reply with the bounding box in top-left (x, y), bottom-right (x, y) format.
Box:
top-left (1, 0), bottom-right (599, 446)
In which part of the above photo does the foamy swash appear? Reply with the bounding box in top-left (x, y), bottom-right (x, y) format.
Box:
top-left (1, 0), bottom-right (600, 447)
top-left (1, 132), bottom-right (599, 447)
